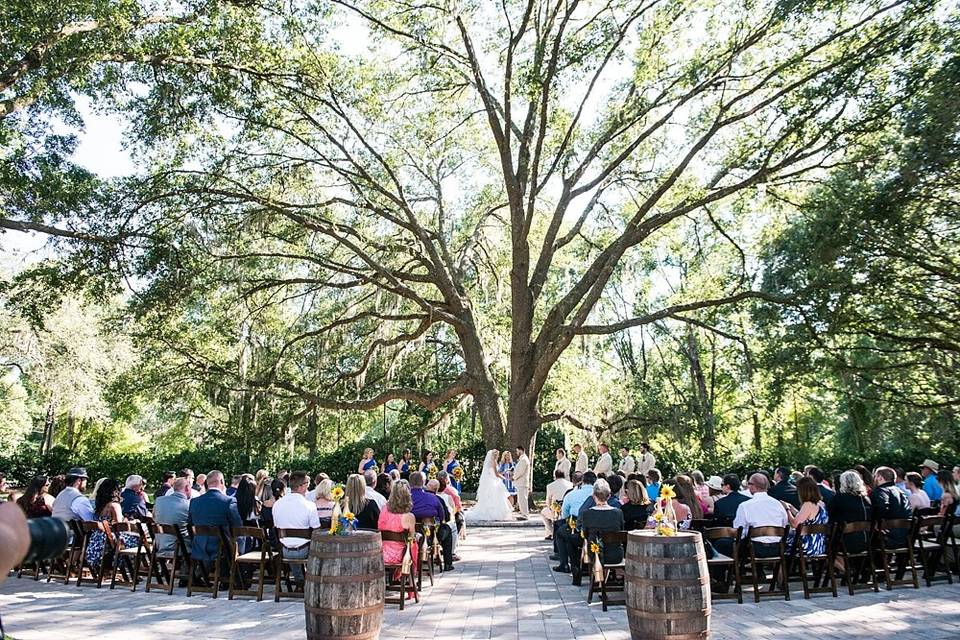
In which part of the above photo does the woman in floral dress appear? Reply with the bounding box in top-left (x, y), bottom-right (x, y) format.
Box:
top-left (498, 450), bottom-right (517, 508)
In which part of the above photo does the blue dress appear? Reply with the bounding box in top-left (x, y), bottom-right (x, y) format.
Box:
top-left (362, 458), bottom-right (378, 472)
top-left (790, 505), bottom-right (829, 556)
top-left (86, 514), bottom-right (139, 569)
top-left (384, 462), bottom-right (398, 474)
top-left (446, 459), bottom-right (462, 492)
top-left (499, 463), bottom-right (516, 496)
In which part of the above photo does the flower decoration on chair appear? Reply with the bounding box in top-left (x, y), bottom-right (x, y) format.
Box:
top-left (551, 501), bottom-right (562, 517)
top-left (567, 516), bottom-right (577, 533)
top-left (654, 484), bottom-right (678, 537)
top-left (330, 511), bottom-right (358, 536)
top-left (331, 485), bottom-right (345, 501)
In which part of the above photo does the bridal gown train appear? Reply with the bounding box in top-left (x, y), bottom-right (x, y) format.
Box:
top-left (465, 450), bottom-right (515, 522)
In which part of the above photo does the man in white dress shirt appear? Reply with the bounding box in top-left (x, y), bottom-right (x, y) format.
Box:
top-left (573, 444), bottom-right (589, 474)
top-left (272, 471), bottom-right (321, 585)
top-left (541, 470), bottom-right (573, 539)
top-left (637, 443), bottom-right (656, 476)
top-left (363, 470), bottom-right (387, 509)
top-left (715, 473), bottom-right (787, 558)
top-left (554, 448), bottom-right (572, 480)
top-left (618, 447), bottom-right (636, 474)
top-left (593, 443), bottom-right (613, 476)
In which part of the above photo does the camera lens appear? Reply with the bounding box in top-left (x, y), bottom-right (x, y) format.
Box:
top-left (24, 517), bottom-right (69, 564)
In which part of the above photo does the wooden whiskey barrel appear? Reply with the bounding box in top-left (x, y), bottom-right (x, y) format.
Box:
top-left (624, 530), bottom-right (711, 640)
top-left (304, 530), bottom-right (384, 640)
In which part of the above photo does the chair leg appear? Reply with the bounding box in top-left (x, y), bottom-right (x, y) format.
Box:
top-left (228, 560), bottom-right (237, 600)
top-left (257, 558), bottom-right (265, 602)
top-left (798, 555), bottom-right (810, 599)
top-left (168, 555), bottom-right (179, 596)
top-left (187, 560), bottom-right (196, 597)
top-left (212, 558), bottom-right (221, 599)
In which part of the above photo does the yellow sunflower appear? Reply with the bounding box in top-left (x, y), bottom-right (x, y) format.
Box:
top-left (659, 484), bottom-right (676, 501)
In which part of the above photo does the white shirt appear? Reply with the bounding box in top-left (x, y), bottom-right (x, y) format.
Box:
top-left (575, 451), bottom-right (589, 473)
top-left (272, 492), bottom-right (321, 548)
top-left (619, 455), bottom-right (636, 474)
top-left (365, 486), bottom-right (386, 509)
top-left (638, 452), bottom-right (656, 475)
top-left (555, 457), bottom-right (571, 479)
top-left (545, 478), bottom-right (573, 508)
top-left (594, 452), bottom-right (613, 475)
top-left (437, 491), bottom-right (455, 525)
top-left (733, 492), bottom-right (788, 544)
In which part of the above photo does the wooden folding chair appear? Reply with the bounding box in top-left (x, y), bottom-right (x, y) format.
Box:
top-left (876, 518), bottom-right (920, 590)
top-left (834, 520), bottom-right (879, 595)
top-left (381, 530), bottom-right (418, 610)
top-left (109, 521), bottom-right (150, 590)
top-left (274, 527), bottom-right (313, 601)
top-left (76, 520), bottom-right (111, 588)
top-left (145, 522), bottom-right (189, 594)
top-left (47, 520), bottom-right (85, 585)
top-left (415, 519), bottom-right (438, 589)
top-left (744, 526), bottom-right (791, 602)
top-left (187, 525), bottom-right (228, 598)
top-left (586, 531), bottom-right (627, 611)
top-left (228, 526), bottom-right (275, 601)
top-left (791, 523), bottom-right (837, 598)
top-left (703, 526), bottom-right (743, 603)
top-left (689, 519), bottom-right (710, 532)
top-left (914, 515), bottom-right (954, 586)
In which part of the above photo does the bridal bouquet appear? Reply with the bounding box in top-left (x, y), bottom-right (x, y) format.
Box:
top-left (452, 466), bottom-right (464, 482)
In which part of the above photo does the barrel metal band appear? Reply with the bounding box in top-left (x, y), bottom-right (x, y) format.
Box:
top-left (625, 574), bottom-right (709, 587)
top-left (304, 603), bottom-right (383, 617)
top-left (626, 553), bottom-right (705, 565)
top-left (626, 607), bottom-right (711, 620)
top-left (626, 626), bottom-right (708, 640)
top-left (307, 630), bottom-right (380, 640)
top-left (314, 550), bottom-right (382, 559)
top-left (305, 572), bottom-right (383, 584)
top-left (315, 533), bottom-right (379, 544)
top-left (628, 535), bottom-right (700, 544)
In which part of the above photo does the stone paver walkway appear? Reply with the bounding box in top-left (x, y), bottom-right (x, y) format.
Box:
top-left (1, 526), bottom-right (958, 639)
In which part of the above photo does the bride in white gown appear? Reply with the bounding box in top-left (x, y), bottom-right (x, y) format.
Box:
top-left (465, 449), bottom-right (515, 521)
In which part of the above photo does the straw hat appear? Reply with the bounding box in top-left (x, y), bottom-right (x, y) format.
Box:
top-left (705, 475), bottom-right (724, 491)
top-left (920, 459), bottom-right (940, 473)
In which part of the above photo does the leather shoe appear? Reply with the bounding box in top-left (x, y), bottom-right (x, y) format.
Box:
top-left (443, 565), bottom-right (455, 572)
top-left (552, 565), bottom-right (571, 573)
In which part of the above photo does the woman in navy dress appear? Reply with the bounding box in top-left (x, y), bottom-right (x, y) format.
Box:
top-left (444, 449), bottom-right (462, 492)
top-left (399, 449), bottom-right (413, 479)
top-left (358, 448), bottom-right (378, 474)
top-left (383, 453), bottom-right (399, 474)
top-left (419, 450), bottom-right (436, 476)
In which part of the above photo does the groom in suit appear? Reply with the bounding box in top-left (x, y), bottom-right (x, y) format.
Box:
top-left (514, 446), bottom-right (531, 521)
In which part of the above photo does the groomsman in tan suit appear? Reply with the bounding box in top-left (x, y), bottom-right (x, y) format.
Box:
top-left (573, 444), bottom-right (589, 474)
top-left (554, 448), bottom-right (572, 480)
top-left (593, 443), bottom-right (613, 476)
top-left (513, 446), bottom-right (531, 520)
top-left (637, 442), bottom-right (656, 476)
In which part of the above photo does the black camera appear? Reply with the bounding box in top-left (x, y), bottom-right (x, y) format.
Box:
top-left (23, 517), bottom-right (69, 564)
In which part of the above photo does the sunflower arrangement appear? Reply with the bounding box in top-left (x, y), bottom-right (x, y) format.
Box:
top-left (329, 508), bottom-right (358, 536)
top-left (331, 485), bottom-right (345, 501)
top-left (452, 466), bottom-right (464, 482)
top-left (653, 484), bottom-right (678, 536)
top-left (551, 500), bottom-right (562, 517)
top-left (427, 462), bottom-right (439, 480)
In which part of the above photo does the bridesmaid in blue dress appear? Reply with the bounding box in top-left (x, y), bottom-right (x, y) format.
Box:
top-left (499, 450), bottom-right (517, 507)
top-left (418, 450), bottom-right (435, 475)
top-left (358, 448), bottom-right (378, 474)
top-left (399, 449), bottom-right (413, 479)
top-left (383, 453), bottom-right (399, 475)
top-left (444, 449), bottom-right (462, 492)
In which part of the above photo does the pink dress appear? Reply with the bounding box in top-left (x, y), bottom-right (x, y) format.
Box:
top-left (378, 507), bottom-right (418, 571)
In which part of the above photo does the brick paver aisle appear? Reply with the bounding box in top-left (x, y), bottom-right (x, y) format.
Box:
top-left (1, 526), bottom-right (958, 639)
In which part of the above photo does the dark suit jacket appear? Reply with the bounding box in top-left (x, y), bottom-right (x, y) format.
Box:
top-left (120, 488), bottom-right (149, 519)
top-left (818, 485), bottom-right (836, 507)
top-left (769, 480), bottom-right (800, 509)
top-left (188, 489), bottom-right (241, 560)
top-left (872, 482), bottom-right (912, 546)
top-left (711, 492), bottom-right (750, 525)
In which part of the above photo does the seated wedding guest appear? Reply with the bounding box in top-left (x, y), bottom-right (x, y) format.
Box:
top-left (578, 472), bottom-right (623, 522)
top-left (155, 471), bottom-right (176, 500)
top-left (226, 475), bottom-right (241, 497)
top-left (389, 469), bottom-right (401, 482)
top-left (581, 479), bottom-right (625, 565)
top-left (359, 448), bottom-right (378, 474)
top-left (553, 471), bottom-right (596, 573)
top-left (375, 473), bottom-right (393, 501)
top-left (189, 471), bottom-right (241, 578)
top-left (436, 471), bottom-right (462, 512)
top-left (409, 472), bottom-right (454, 571)
top-left (379, 480), bottom-right (418, 576)
top-left (906, 472), bottom-right (931, 510)
top-left (871, 466), bottom-right (912, 547)
top-left (785, 476), bottom-right (828, 556)
top-left (86, 478), bottom-right (141, 571)
top-left (690, 471), bottom-right (710, 503)
top-left (645, 469), bottom-right (662, 502)
top-left (260, 478), bottom-right (282, 530)
top-left (711, 474), bottom-right (750, 525)
top-left (153, 477), bottom-right (191, 556)
top-left (621, 480), bottom-right (651, 530)
top-left (428, 479), bottom-right (458, 558)
top-left (769, 466), bottom-right (800, 509)
top-left (305, 473), bottom-right (327, 502)
top-left (383, 453), bottom-right (399, 475)
top-left (48, 474), bottom-right (66, 498)
top-left (254, 469), bottom-right (268, 490)
top-left (714, 473), bottom-right (787, 558)
top-left (272, 471), bottom-right (320, 586)
top-left (346, 474), bottom-right (380, 530)
top-left (919, 460), bottom-right (943, 501)
top-left (894, 467), bottom-right (908, 493)
top-left (673, 475), bottom-right (703, 522)
top-left (178, 469), bottom-right (195, 497)
top-left (16, 475), bottom-right (54, 518)
top-left (853, 464), bottom-right (874, 496)
top-left (235, 476), bottom-right (258, 525)
top-left (937, 470), bottom-right (960, 517)
top-left (364, 469), bottom-right (387, 509)
top-left (313, 479), bottom-right (336, 524)
top-left (805, 466), bottom-right (835, 506)
top-left (52, 467), bottom-right (94, 523)
top-left (542, 470), bottom-right (573, 540)
top-left (194, 473), bottom-right (207, 495)
top-left (699, 475), bottom-right (723, 516)
top-left (120, 475), bottom-right (150, 520)
top-left (827, 470), bottom-right (872, 554)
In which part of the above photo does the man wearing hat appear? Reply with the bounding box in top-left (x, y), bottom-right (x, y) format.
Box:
top-left (51, 467), bottom-right (95, 523)
top-left (710, 474), bottom-right (751, 525)
top-left (920, 459), bottom-right (943, 501)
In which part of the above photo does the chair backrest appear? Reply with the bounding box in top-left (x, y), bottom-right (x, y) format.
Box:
top-left (192, 525), bottom-right (225, 537)
top-left (232, 526), bottom-right (266, 541)
top-left (113, 521), bottom-right (140, 535)
top-left (380, 530), bottom-right (409, 544)
top-left (749, 526), bottom-right (787, 540)
top-left (275, 528), bottom-right (314, 540)
top-left (703, 526), bottom-right (741, 542)
top-left (82, 520), bottom-right (107, 534)
top-left (841, 520), bottom-right (874, 535)
top-left (689, 519), bottom-right (709, 532)
top-left (417, 517), bottom-right (438, 528)
top-left (599, 530), bottom-right (628, 545)
top-left (798, 523), bottom-right (831, 537)
top-left (917, 514), bottom-right (946, 529)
